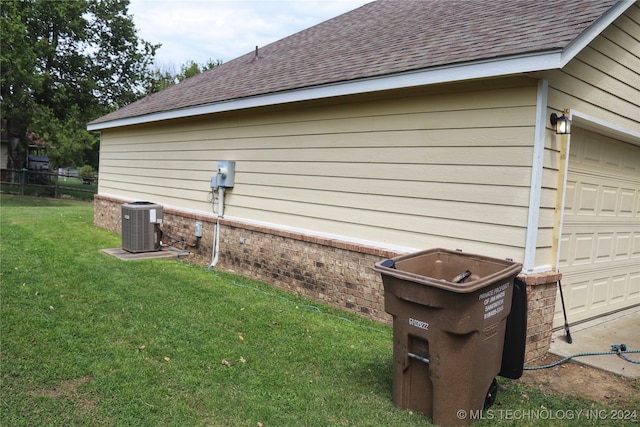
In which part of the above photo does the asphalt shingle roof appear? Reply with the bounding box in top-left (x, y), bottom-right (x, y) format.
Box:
top-left (90, 0), bottom-right (619, 125)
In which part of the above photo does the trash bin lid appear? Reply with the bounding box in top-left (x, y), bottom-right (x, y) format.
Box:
top-left (374, 248), bottom-right (522, 293)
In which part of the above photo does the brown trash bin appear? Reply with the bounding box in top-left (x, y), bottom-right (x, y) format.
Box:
top-left (374, 248), bottom-right (522, 426)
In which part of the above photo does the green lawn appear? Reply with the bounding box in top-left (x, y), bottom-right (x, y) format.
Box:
top-left (0, 195), bottom-right (637, 426)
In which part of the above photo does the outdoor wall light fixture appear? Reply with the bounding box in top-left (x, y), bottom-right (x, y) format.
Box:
top-left (550, 110), bottom-right (571, 135)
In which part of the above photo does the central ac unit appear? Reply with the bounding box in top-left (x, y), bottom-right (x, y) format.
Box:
top-left (121, 202), bottom-right (163, 253)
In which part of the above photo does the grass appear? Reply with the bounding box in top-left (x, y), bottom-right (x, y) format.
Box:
top-left (1, 194), bottom-right (638, 426)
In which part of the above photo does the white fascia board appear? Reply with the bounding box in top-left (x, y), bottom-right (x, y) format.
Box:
top-left (87, 50), bottom-right (563, 131)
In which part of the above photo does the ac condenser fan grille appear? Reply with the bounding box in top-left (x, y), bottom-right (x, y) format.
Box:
top-left (121, 202), bottom-right (163, 253)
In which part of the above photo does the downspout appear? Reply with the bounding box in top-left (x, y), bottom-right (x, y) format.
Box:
top-left (523, 79), bottom-right (549, 273)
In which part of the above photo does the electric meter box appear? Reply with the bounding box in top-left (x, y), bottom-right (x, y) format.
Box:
top-left (211, 160), bottom-right (235, 189)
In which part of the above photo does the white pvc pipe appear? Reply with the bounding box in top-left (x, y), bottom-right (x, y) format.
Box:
top-left (208, 186), bottom-right (225, 270)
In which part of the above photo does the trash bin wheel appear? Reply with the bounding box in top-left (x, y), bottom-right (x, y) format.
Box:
top-left (483, 378), bottom-right (498, 410)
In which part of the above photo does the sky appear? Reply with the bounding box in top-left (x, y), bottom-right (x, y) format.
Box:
top-left (128, 0), bottom-right (372, 67)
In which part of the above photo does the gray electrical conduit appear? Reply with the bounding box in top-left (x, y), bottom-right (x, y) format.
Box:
top-left (208, 186), bottom-right (225, 270)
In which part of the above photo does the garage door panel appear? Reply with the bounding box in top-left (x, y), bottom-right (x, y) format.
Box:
top-left (576, 181), bottom-right (598, 215)
top-left (619, 188), bottom-right (637, 215)
top-left (611, 275), bottom-right (627, 302)
top-left (566, 179), bottom-right (638, 218)
top-left (564, 181), bottom-right (576, 213)
top-left (555, 128), bottom-right (640, 327)
top-left (559, 229), bottom-right (639, 266)
top-left (558, 235), bottom-right (571, 266)
top-left (595, 232), bottom-right (614, 261)
top-left (567, 279), bottom-right (589, 311)
top-left (600, 186), bottom-right (618, 215)
top-left (592, 277), bottom-right (610, 307)
top-left (623, 151), bottom-right (639, 173)
top-left (615, 233), bottom-right (632, 259)
top-left (574, 233), bottom-right (595, 263)
top-left (630, 272), bottom-right (640, 298)
top-left (578, 136), bottom-right (602, 165)
top-left (571, 129), bottom-right (640, 175)
top-left (556, 267), bottom-right (640, 323)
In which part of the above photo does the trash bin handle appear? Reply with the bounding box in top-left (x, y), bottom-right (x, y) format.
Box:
top-left (408, 352), bottom-right (430, 364)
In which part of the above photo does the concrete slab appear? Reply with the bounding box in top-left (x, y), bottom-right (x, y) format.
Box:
top-left (101, 246), bottom-right (191, 261)
top-left (549, 305), bottom-right (640, 378)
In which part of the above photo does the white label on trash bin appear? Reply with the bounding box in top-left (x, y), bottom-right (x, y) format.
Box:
top-left (479, 282), bottom-right (509, 320)
top-left (409, 318), bottom-right (429, 330)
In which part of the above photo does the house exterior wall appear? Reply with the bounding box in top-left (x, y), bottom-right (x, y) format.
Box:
top-left (97, 76), bottom-right (540, 262)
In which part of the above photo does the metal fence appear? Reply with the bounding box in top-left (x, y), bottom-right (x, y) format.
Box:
top-left (0, 169), bottom-right (97, 200)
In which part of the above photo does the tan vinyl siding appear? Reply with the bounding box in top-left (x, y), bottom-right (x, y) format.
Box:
top-left (543, 4), bottom-right (639, 130)
top-left (98, 78), bottom-right (538, 260)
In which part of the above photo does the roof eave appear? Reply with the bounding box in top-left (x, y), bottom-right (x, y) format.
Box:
top-left (88, 50), bottom-right (567, 131)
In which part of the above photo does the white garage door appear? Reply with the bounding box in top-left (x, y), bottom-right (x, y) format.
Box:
top-left (555, 128), bottom-right (640, 327)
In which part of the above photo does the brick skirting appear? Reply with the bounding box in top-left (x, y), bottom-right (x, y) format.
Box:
top-left (94, 195), bottom-right (559, 362)
top-left (519, 272), bottom-right (562, 363)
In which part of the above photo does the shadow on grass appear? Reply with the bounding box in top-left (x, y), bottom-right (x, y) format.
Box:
top-left (0, 194), bottom-right (92, 208)
top-left (356, 357), bottom-right (394, 395)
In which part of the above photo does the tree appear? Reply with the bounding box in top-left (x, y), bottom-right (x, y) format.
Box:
top-left (0, 0), bottom-right (159, 170)
top-left (0, 1), bottom-right (40, 170)
top-left (147, 59), bottom-right (222, 93)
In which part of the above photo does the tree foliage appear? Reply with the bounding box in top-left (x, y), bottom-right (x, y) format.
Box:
top-left (148, 59), bottom-right (222, 93)
top-left (0, 0), bottom-right (159, 169)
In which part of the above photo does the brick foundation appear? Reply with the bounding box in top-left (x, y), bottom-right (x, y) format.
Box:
top-left (94, 195), bottom-right (560, 362)
top-left (519, 272), bottom-right (562, 363)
